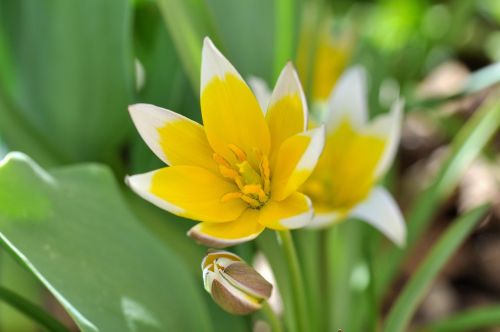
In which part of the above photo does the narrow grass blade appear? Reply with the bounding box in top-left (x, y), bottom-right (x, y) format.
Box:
top-left (376, 93), bottom-right (500, 297)
top-left (0, 286), bottom-right (70, 332)
top-left (382, 205), bottom-right (490, 332)
top-left (414, 306), bottom-right (500, 332)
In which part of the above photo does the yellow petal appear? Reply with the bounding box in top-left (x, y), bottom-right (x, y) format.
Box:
top-left (271, 127), bottom-right (325, 201)
top-left (129, 103), bottom-right (218, 173)
top-left (200, 38), bottom-right (270, 160)
top-left (258, 192), bottom-right (313, 230)
top-left (311, 23), bottom-right (352, 101)
top-left (127, 166), bottom-right (246, 223)
top-left (266, 63), bottom-right (307, 164)
top-left (188, 209), bottom-right (264, 248)
top-left (302, 117), bottom-right (386, 215)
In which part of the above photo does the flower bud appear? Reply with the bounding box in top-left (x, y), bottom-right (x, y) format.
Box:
top-left (202, 250), bottom-right (272, 315)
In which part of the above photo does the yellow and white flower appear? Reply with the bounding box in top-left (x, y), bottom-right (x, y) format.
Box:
top-left (202, 250), bottom-right (272, 315)
top-left (302, 67), bottom-right (406, 246)
top-left (127, 37), bottom-right (324, 248)
top-left (249, 67), bottom-right (406, 246)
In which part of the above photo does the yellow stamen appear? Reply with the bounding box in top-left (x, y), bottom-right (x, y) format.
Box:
top-left (213, 153), bottom-right (231, 167)
top-left (228, 144), bottom-right (247, 162)
top-left (221, 192), bottom-right (243, 202)
top-left (240, 195), bottom-right (261, 208)
top-left (215, 144), bottom-right (272, 209)
top-left (259, 155), bottom-right (271, 194)
top-left (219, 165), bottom-right (240, 180)
top-left (243, 185), bottom-right (267, 203)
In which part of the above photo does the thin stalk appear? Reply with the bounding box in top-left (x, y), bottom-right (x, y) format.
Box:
top-left (318, 228), bottom-right (331, 332)
top-left (262, 301), bottom-right (283, 332)
top-left (0, 286), bottom-right (70, 332)
top-left (276, 230), bottom-right (310, 332)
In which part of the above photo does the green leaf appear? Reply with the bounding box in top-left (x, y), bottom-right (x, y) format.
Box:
top-left (0, 152), bottom-right (212, 332)
top-left (376, 94), bottom-right (500, 297)
top-left (382, 205), bottom-right (490, 332)
top-left (156, 0), bottom-right (218, 91)
top-left (0, 0), bottom-right (133, 163)
top-left (415, 305), bottom-right (500, 332)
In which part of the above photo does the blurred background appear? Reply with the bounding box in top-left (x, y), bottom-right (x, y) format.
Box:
top-left (0, 0), bottom-right (500, 331)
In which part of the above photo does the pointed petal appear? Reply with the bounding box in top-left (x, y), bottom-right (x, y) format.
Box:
top-left (188, 209), bottom-right (264, 248)
top-left (350, 186), bottom-right (406, 246)
top-left (266, 63), bottom-right (308, 164)
top-left (326, 66), bottom-right (368, 131)
top-left (128, 103), bottom-right (218, 172)
top-left (271, 127), bottom-right (325, 201)
top-left (200, 37), bottom-right (270, 159)
top-left (369, 99), bottom-right (404, 178)
top-left (126, 166), bottom-right (246, 223)
top-left (248, 76), bottom-right (272, 114)
top-left (258, 193), bottom-right (313, 230)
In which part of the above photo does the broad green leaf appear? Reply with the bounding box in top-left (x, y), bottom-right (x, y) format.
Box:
top-left (382, 205), bottom-right (489, 332)
top-left (415, 305), bottom-right (500, 332)
top-left (0, 0), bottom-right (133, 164)
top-left (0, 152), bottom-right (212, 332)
top-left (376, 94), bottom-right (500, 297)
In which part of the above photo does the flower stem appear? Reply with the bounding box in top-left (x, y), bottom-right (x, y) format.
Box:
top-left (319, 228), bottom-right (331, 332)
top-left (276, 230), bottom-right (310, 332)
top-left (262, 301), bottom-right (283, 332)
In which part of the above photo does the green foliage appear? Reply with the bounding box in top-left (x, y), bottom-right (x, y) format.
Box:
top-left (0, 0), bottom-right (134, 165)
top-left (376, 94), bottom-right (500, 297)
top-left (382, 205), bottom-right (490, 332)
top-left (0, 0), bottom-right (499, 331)
top-left (0, 153), bottom-right (211, 332)
top-left (415, 305), bottom-right (500, 332)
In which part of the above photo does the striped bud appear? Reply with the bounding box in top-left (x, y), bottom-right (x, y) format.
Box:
top-left (202, 250), bottom-right (272, 315)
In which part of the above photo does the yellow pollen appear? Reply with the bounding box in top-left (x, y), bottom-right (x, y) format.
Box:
top-left (214, 145), bottom-right (272, 209)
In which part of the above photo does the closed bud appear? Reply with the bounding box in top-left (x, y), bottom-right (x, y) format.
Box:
top-left (202, 249), bottom-right (272, 315)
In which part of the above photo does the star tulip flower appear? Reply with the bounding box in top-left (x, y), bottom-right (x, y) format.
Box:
top-left (302, 67), bottom-right (406, 246)
top-left (127, 38), bottom-right (324, 248)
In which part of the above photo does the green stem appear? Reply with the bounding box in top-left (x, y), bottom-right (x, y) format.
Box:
top-left (276, 230), bottom-right (310, 332)
top-left (0, 286), bottom-right (70, 332)
top-left (262, 301), bottom-right (283, 332)
top-left (318, 229), bottom-right (331, 332)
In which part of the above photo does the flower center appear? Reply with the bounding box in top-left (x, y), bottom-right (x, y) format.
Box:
top-left (214, 144), bottom-right (271, 209)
